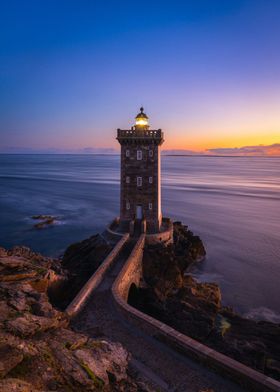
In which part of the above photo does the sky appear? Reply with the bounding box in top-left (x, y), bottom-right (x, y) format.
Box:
top-left (0, 0), bottom-right (280, 153)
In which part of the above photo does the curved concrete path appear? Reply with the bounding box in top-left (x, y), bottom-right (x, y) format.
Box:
top-left (72, 240), bottom-right (244, 392)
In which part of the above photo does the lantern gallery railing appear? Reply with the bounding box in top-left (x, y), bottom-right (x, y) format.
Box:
top-left (117, 129), bottom-right (163, 139)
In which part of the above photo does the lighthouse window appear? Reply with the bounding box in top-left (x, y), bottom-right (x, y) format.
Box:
top-left (126, 176), bottom-right (130, 184)
top-left (149, 176), bottom-right (153, 184)
top-left (126, 201), bottom-right (130, 210)
top-left (137, 176), bottom-right (142, 187)
top-left (137, 150), bottom-right (142, 160)
top-left (149, 203), bottom-right (153, 210)
top-left (126, 149), bottom-right (130, 157)
top-left (149, 150), bottom-right (153, 157)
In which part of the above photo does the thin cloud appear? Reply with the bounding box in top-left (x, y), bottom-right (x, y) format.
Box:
top-left (206, 144), bottom-right (280, 156)
top-left (162, 144), bottom-right (280, 156)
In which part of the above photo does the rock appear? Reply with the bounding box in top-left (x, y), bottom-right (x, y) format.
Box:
top-left (6, 314), bottom-right (61, 337)
top-left (49, 234), bottom-right (112, 310)
top-left (30, 295), bottom-right (55, 317)
top-left (62, 234), bottom-right (111, 271)
top-left (130, 222), bottom-right (280, 381)
top-left (0, 378), bottom-right (41, 392)
top-left (143, 222), bottom-right (206, 300)
top-left (32, 215), bottom-right (57, 229)
top-left (0, 345), bottom-right (24, 378)
top-left (0, 301), bottom-right (12, 322)
top-left (266, 358), bottom-right (280, 379)
top-left (32, 215), bottom-right (55, 220)
top-left (0, 256), bottom-right (32, 270)
top-left (0, 245), bottom-right (135, 391)
top-left (132, 224), bottom-right (218, 340)
top-left (8, 291), bottom-right (28, 312)
top-left (75, 340), bottom-right (129, 386)
top-left (0, 272), bottom-right (38, 282)
top-left (7, 246), bottom-right (43, 260)
top-left (34, 218), bottom-right (56, 229)
top-left (0, 247), bottom-right (8, 257)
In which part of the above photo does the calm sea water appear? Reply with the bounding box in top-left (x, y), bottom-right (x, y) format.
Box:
top-left (0, 154), bottom-right (279, 322)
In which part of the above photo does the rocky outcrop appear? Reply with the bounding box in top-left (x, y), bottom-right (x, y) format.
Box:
top-left (0, 246), bottom-right (141, 391)
top-left (210, 308), bottom-right (280, 381)
top-left (131, 222), bottom-right (280, 381)
top-left (49, 234), bottom-right (112, 310)
top-left (142, 222), bottom-right (206, 300)
top-left (32, 215), bottom-right (58, 229)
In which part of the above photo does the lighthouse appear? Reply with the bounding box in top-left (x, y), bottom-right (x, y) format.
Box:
top-left (117, 108), bottom-right (164, 234)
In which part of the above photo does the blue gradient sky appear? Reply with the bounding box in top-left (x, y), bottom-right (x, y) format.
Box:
top-left (0, 0), bottom-right (280, 151)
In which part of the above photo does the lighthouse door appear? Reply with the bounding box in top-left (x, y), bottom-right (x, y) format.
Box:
top-left (136, 205), bottom-right (143, 220)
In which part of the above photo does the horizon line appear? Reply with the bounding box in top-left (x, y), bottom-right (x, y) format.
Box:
top-left (0, 152), bottom-right (280, 158)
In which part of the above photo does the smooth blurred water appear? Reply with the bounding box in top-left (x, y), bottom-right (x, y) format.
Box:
top-left (0, 154), bottom-right (279, 321)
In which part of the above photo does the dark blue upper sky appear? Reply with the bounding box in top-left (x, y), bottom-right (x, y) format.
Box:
top-left (1, 0), bottom-right (279, 151)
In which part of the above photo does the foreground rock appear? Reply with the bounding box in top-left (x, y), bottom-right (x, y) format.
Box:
top-left (131, 222), bottom-right (280, 381)
top-left (0, 246), bottom-right (141, 391)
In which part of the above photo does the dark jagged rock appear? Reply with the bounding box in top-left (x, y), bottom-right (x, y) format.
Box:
top-left (32, 215), bottom-right (58, 229)
top-left (131, 222), bottom-right (280, 381)
top-left (62, 234), bottom-right (111, 272)
top-left (142, 222), bottom-right (206, 301)
top-left (49, 234), bottom-right (112, 310)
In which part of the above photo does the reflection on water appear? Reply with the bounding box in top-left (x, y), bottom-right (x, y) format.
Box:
top-left (0, 154), bottom-right (279, 321)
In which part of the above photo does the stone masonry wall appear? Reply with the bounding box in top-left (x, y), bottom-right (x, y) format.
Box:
top-left (66, 233), bottom-right (129, 317)
top-left (113, 234), bottom-right (145, 302)
top-left (119, 133), bottom-right (162, 233)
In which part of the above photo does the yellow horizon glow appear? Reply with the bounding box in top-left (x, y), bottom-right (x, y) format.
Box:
top-left (164, 134), bottom-right (280, 151)
top-left (23, 120), bottom-right (279, 155)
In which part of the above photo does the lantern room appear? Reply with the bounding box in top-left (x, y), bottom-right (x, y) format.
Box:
top-left (135, 107), bottom-right (149, 130)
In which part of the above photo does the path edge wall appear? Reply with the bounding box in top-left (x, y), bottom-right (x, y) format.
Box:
top-left (112, 235), bottom-right (280, 392)
top-left (66, 233), bottom-right (129, 317)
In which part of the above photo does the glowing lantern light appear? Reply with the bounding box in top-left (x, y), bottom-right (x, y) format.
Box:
top-left (135, 107), bottom-right (149, 129)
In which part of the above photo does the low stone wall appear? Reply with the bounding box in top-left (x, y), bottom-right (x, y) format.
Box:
top-left (113, 234), bottom-right (145, 302)
top-left (145, 227), bottom-right (173, 245)
top-left (104, 219), bottom-right (126, 244)
top-left (112, 237), bottom-right (280, 392)
top-left (105, 217), bottom-right (173, 245)
top-left (66, 233), bottom-right (129, 317)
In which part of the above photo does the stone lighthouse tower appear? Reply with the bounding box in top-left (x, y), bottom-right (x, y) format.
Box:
top-left (117, 108), bottom-right (164, 234)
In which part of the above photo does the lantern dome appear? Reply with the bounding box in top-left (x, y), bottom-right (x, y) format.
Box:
top-left (135, 107), bottom-right (149, 128)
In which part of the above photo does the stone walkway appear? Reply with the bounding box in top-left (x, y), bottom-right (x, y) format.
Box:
top-left (72, 240), bottom-right (244, 392)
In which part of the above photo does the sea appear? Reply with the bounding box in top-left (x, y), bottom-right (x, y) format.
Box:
top-left (0, 154), bottom-right (279, 322)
